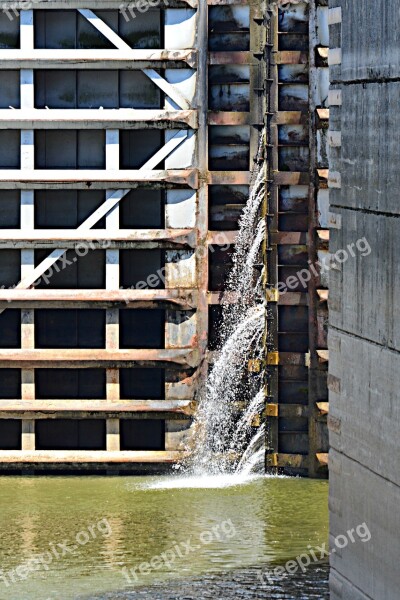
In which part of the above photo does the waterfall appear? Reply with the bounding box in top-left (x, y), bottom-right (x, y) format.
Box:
top-left (181, 160), bottom-right (268, 478)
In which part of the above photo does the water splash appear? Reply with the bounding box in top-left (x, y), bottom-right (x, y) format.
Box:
top-left (181, 159), bottom-right (268, 479)
top-left (188, 305), bottom-right (264, 475)
top-left (236, 424), bottom-right (266, 476)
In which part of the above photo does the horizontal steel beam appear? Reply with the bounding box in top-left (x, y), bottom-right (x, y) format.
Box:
top-left (0, 400), bottom-right (196, 417)
top-left (0, 349), bottom-right (200, 368)
top-left (266, 453), bottom-right (309, 470)
top-left (270, 231), bottom-right (307, 245)
top-left (0, 451), bottom-right (184, 464)
top-left (208, 112), bottom-right (252, 126)
top-left (0, 289), bottom-right (198, 309)
top-left (0, 50), bottom-right (197, 69)
top-left (0, 228), bottom-right (196, 247)
top-left (275, 51), bottom-right (308, 65)
top-left (0, 0), bottom-right (197, 8)
top-left (207, 171), bottom-right (251, 185)
top-left (0, 109), bottom-right (198, 130)
top-left (274, 172), bottom-right (310, 185)
top-left (274, 111), bottom-right (308, 125)
top-left (0, 170), bottom-right (199, 189)
top-left (209, 52), bottom-right (252, 65)
top-left (207, 231), bottom-right (237, 245)
top-left (207, 291), bottom-right (238, 305)
top-left (278, 292), bottom-right (308, 306)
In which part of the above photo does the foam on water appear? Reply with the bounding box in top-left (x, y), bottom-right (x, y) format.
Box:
top-left (142, 473), bottom-right (262, 491)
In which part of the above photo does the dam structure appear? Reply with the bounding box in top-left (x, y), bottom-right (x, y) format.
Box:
top-left (0, 1), bottom-right (329, 476)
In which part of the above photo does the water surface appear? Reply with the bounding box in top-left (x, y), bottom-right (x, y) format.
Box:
top-left (0, 475), bottom-right (328, 599)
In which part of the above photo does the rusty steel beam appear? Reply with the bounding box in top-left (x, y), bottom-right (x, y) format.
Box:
top-left (208, 52), bottom-right (252, 65)
top-left (278, 293), bottom-right (309, 306)
top-left (0, 451), bottom-right (184, 464)
top-left (266, 453), bottom-right (309, 469)
top-left (270, 232), bottom-right (307, 244)
top-left (316, 453), bottom-right (329, 467)
top-left (316, 402), bottom-right (329, 416)
top-left (0, 170), bottom-right (199, 190)
top-left (274, 111), bottom-right (309, 125)
top-left (0, 0), bottom-right (198, 7)
top-left (317, 289), bottom-right (329, 302)
top-left (316, 350), bottom-right (329, 364)
top-left (275, 51), bottom-right (308, 65)
top-left (0, 289), bottom-right (198, 309)
top-left (0, 228), bottom-right (196, 247)
top-left (207, 291), bottom-right (239, 305)
top-left (0, 109), bottom-right (199, 130)
top-left (207, 231), bottom-right (237, 245)
top-left (0, 49), bottom-right (198, 69)
top-left (208, 112), bottom-right (252, 126)
top-left (274, 172), bottom-right (310, 185)
top-left (0, 400), bottom-right (196, 418)
top-left (207, 171), bottom-right (251, 185)
top-left (0, 349), bottom-right (200, 369)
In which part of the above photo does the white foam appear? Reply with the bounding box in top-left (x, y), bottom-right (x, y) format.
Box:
top-left (141, 473), bottom-right (262, 490)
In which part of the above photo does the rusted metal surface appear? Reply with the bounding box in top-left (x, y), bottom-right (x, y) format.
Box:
top-left (208, 112), bottom-right (251, 125)
top-left (275, 51), bottom-right (308, 65)
top-left (271, 231), bottom-right (307, 244)
top-left (274, 111), bottom-right (309, 125)
top-left (208, 51), bottom-right (251, 65)
top-left (0, 289), bottom-right (198, 309)
top-left (0, 400), bottom-right (196, 418)
top-left (0, 2), bottom-right (325, 471)
top-left (274, 172), bottom-right (310, 185)
top-left (0, 170), bottom-right (200, 190)
top-left (315, 452), bottom-right (328, 466)
top-left (269, 4), bottom-right (329, 476)
top-left (0, 109), bottom-right (199, 130)
top-left (4, 1), bottom-right (197, 7)
top-left (317, 289), bottom-right (329, 302)
top-left (316, 402), bottom-right (329, 416)
top-left (0, 451), bottom-right (184, 464)
top-left (0, 49), bottom-right (198, 69)
top-left (207, 171), bottom-right (251, 185)
top-left (0, 228), bottom-right (197, 248)
top-left (0, 349), bottom-right (200, 369)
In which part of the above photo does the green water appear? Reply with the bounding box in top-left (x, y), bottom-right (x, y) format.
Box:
top-left (0, 475), bottom-right (328, 599)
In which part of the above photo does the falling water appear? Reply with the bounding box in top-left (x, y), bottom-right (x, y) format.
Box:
top-left (187, 305), bottom-right (265, 475)
top-left (182, 159), bottom-right (268, 478)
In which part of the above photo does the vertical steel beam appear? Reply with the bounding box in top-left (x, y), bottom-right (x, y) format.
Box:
top-left (105, 130), bottom-right (121, 452)
top-left (265, 5), bottom-right (279, 472)
top-left (20, 10), bottom-right (36, 449)
top-left (196, 0), bottom-right (209, 372)
top-left (308, 0), bottom-right (322, 477)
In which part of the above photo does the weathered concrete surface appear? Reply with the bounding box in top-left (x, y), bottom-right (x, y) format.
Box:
top-left (329, 210), bottom-right (400, 349)
top-left (329, 1), bottom-right (400, 599)
top-left (333, 0), bottom-right (400, 82)
top-left (329, 330), bottom-right (400, 487)
top-left (330, 450), bottom-right (400, 600)
top-left (335, 83), bottom-right (400, 215)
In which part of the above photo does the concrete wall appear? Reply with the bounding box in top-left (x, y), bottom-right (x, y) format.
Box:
top-left (329, 1), bottom-right (400, 598)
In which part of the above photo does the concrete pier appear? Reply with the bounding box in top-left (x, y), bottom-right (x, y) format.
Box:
top-left (329, 1), bottom-right (400, 597)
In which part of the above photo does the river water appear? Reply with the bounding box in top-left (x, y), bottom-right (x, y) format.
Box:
top-left (0, 475), bottom-right (328, 599)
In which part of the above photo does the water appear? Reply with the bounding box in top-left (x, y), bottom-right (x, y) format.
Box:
top-left (0, 476), bottom-right (328, 599)
top-left (186, 162), bottom-right (268, 476)
top-left (187, 305), bottom-right (265, 475)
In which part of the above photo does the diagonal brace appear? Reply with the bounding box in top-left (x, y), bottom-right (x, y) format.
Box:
top-left (78, 9), bottom-right (191, 110)
top-left (15, 131), bottom-right (188, 291)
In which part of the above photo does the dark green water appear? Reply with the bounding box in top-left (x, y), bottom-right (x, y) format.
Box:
top-left (0, 475), bottom-right (328, 599)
